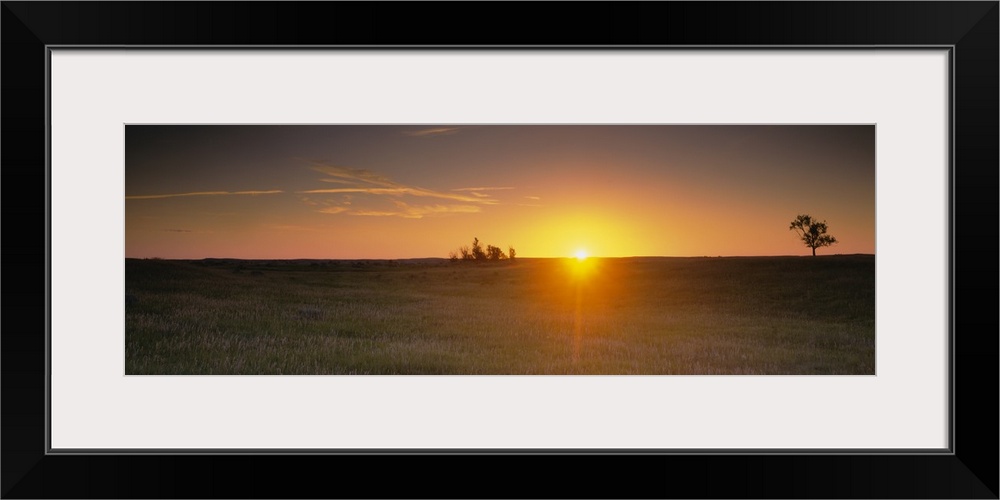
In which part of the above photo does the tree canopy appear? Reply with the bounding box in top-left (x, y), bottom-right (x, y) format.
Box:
top-left (789, 214), bottom-right (838, 256)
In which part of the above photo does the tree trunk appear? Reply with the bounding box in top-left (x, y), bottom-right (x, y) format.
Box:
top-left (812, 247), bottom-right (816, 256)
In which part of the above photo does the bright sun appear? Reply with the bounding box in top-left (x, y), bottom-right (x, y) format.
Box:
top-left (574, 249), bottom-right (589, 261)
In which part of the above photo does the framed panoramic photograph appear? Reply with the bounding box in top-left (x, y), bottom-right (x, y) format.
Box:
top-left (4, 2), bottom-right (997, 498)
top-left (62, 52), bottom-right (930, 452)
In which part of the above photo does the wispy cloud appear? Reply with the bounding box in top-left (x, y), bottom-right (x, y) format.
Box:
top-left (318, 206), bottom-right (350, 215)
top-left (402, 127), bottom-right (460, 137)
top-left (452, 187), bottom-right (515, 192)
top-left (350, 201), bottom-right (482, 219)
top-left (299, 187), bottom-right (495, 204)
top-left (126, 190), bottom-right (284, 200)
top-left (309, 165), bottom-right (395, 187)
top-left (524, 195), bottom-right (541, 200)
top-left (351, 210), bottom-right (402, 217)
top-left (318, 178), bottom-right (360, 185)
top-left (299, 163), bottom-right (502, 207)
top-left (392, 201), bottom-right (481, 218)
top-left (451, 186), bottom-right (516, 199)
top-left (295, 161), bottom-right (516, 218)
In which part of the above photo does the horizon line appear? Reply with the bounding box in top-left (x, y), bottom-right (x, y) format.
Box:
top-left (126, 253), bottom-right (875, 261)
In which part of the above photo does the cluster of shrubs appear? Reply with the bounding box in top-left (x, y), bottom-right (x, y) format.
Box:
top-left (449, 237), bottom-right (516, 263)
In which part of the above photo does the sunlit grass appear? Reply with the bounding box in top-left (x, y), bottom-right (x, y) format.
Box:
top-left (125, 255), bottom-right (875, 375)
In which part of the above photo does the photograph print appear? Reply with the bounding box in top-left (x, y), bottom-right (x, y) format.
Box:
top-left (125, 124), bottom-right (875, 375)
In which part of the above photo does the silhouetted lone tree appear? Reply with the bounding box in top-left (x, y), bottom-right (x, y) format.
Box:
top-left (789, 214), bottom-right (838, 256)
top-left (508, 246), bottom-right (516, 261)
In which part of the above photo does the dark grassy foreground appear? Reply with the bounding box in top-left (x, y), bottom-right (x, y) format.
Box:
top-left (125, 255), bottom-right (875, 375)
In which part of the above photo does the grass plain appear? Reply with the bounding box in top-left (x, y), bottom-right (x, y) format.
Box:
top-left (124, 255), bottom-right (875, 375)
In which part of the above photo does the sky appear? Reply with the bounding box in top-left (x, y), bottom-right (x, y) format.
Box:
top-left (125, 125), bottom-right (875, 259)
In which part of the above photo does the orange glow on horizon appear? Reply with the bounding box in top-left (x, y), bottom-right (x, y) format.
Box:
top-left (125, 126), bottom-right (875, 260)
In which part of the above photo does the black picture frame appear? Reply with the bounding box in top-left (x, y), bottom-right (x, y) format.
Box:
top-left (3, 2), bottom-right (996, 498)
